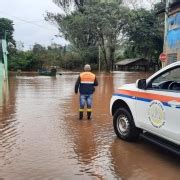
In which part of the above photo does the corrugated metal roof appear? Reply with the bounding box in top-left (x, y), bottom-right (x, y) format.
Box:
top-left (115, 58), bottom-right (147, 65)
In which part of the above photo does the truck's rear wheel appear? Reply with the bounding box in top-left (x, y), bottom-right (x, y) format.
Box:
top-left (113, 108), bottom-right (140, 141)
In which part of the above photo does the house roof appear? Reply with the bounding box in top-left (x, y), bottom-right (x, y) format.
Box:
top-left (115, 58), bottom-right (148, 66)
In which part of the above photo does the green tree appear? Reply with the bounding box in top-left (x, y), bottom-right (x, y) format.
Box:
top-left (84, 2), bottom-right (129, 71)
top-left (125, 9), bottom-right (163, 61)
top-left (0, 18), bottom-right (15, 46)
top-left (9, 51), bottom-right (33, 71)
top-left (47, 10), bottom-right (98, 67)
top-left (47, 1), bottom-right (129, 71)
top-left (31, 44), bottom-right (47, 69)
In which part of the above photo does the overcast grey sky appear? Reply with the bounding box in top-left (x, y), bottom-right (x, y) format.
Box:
top-left (0, 0), bottom-right (68, 50)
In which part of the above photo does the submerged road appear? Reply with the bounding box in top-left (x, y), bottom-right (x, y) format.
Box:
top-left (0, 72), bottom-right (180, 179)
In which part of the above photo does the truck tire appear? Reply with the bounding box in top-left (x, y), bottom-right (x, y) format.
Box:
top-left (113, 108), bottom-right (140, 141)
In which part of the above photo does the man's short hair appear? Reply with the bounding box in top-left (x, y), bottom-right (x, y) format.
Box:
top-left (84, 64), bottom-right (91, 71)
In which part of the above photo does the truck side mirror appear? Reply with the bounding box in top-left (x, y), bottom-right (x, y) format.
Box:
top-left (136, 79), bottom-right (147, 90)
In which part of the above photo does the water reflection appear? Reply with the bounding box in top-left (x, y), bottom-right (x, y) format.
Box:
top-left (0, 76), bottom-right (20, 170)
top-left (0, 72), bottom-right (180, 179)
top-left (0, 78), bottom-right (9, 107)
top-left (110, 139), bottom-right (180, 179)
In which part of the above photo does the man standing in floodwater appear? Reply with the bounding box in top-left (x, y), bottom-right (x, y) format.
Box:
top-left (75, 64), bottom-right (98, 120)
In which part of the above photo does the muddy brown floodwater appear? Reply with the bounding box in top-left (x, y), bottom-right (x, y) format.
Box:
top-left (0, 72), bottom-right (180, 179)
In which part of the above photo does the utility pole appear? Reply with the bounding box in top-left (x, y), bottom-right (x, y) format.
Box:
top-left (162, 0), bottom-right (169, 68)
top-left (98, 45), bottom-right (101, 72)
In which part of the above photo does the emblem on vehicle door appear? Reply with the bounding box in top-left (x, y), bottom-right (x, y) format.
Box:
top-left (148, 100), bottom-right (165, 128)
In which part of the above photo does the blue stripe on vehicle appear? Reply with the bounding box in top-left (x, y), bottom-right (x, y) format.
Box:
top-left (113, 93), bottom-right (180, 109)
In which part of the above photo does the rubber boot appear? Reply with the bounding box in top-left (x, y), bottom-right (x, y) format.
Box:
top-left (87, 112), bottom-right (91, 120)
top-left (79, 112), bottom-right (83, 120)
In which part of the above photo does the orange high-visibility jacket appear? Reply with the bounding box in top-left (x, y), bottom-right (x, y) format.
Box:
top-left (75, 72), bottom-right (98, 94)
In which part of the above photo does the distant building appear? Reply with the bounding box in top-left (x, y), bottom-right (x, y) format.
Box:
top-left (155, 1), bottom-right (180, 65)
top-left (115, 58), bottom-right (150, 71)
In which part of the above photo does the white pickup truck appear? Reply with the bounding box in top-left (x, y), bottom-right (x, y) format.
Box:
top-left (110, 61), bottom-right (180, 154)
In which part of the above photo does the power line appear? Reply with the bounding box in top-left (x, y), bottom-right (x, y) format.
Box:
top-left (15, 20), bottom-right (46, 26)
top-left (0, 10), bottom-right (68, 48)
top-left (0, 10), bottom-right (58, 33)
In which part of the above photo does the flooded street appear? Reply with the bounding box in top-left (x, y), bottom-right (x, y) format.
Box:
top-left (0, 72), bottom-right (180, 179)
